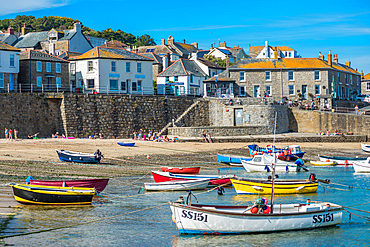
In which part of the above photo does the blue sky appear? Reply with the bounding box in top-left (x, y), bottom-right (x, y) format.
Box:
top-left (1, 0), bottom-right (370, 74)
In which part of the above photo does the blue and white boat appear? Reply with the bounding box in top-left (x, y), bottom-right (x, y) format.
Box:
top-left (117, 142), bottom-right (135, 147)
top-left (56, 149), bottom-right (101, 163)
top-left (248, 144), bottom-right (305, 160)
top-left (217, 153), bottom-right (252, 165)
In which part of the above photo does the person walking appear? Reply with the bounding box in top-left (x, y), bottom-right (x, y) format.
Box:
top-left (14, 129), bottom-right (18, 141)
top-left (355, 105), bottom-right (359, 115)
top-left (8, 129), bottom-right (13, 141)
top-left (4, 128), bottom-right (8, 140)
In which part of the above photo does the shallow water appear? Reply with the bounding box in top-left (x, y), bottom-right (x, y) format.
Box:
top-left (3, 166), bottom-right (370, 246)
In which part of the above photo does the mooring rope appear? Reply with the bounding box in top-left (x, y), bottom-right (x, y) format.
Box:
top-left (0, 203), bottom-right (168, 240)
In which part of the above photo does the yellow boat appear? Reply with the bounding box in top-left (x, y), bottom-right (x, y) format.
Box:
top-left (9, 183), bottom-right (96, 205)
top-left (230, 178), bottom-right (318, 194)
top-left (310, 160), bottom-right (337, 166)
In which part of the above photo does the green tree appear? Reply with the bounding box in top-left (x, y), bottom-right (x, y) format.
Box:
top-left (137, 34), bottom-right (156, 46)
top-left (203, 54), bottom-right (232, 68)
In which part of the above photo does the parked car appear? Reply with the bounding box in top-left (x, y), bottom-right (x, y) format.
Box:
top-left (356, 94), bottom-right (367, 101)
top-left (364, 95), bottom-right (370, 103)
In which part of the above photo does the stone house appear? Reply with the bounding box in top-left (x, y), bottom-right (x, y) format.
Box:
top-left (0, 41), bottom-right (20, 92)
top-left (70, 47), bottom-right (154, 94)
top-left (249, 41), bottom-right (299, 59)
top-left (205, 51), bottom-right (362, 100)
top-left (18, 50), bottom-right (69, 92)
top-left (362, 73), bottom-right (370, 95)
top-left (157, 58), bottom-right (206, 96)
top-left (13, 23), bottom-right (92, 55)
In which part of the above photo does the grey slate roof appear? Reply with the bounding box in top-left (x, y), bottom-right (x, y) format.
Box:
top-left (139, 52), bottom-right (162, 64)
top-left (136, 45), bottom-right (177, 55)
top-left (13, 30), bottom-right (76, 49)
top-left (204, 69), bottom-right (234, 82)
top-left (0, 33), bottom-right (17, 45)
top-left (171, 42), bottom-right (198, 57)
top-left (196, 50), bottom-right (209, 58)
top-left (197, 58), bottom-right (225, 69)
top-left (71, 47), bottom-right (154, 61)
top-left (158, 59), bottom-right (207, 77)
top-left (19, 50), bottom-right (69, 63)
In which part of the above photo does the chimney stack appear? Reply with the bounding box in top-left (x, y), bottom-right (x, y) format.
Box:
top-left (167, 36), bottom-right (174, 45)
top-left (191, 42), bottom-right (198, 49)
top-left (318, 52), bottom-right (324, 60)
top-left (74, 22), bottom-right (81, 33)
top-left (333, 54), bottom-right (338, 64)
top-left (7, 26), bottom-right (14, 35)
top-left (361, 70), bottom-right (364, 76)
top-left (265, 41), bottom-right (269, 58)
top-left (21, 23), bottom-right (27, 35)
top-left (328, 50), bottom-right (332, 66)
top-left (210, 44), bottom-right (213, 50)
top-left (226, 54), bottom-right (230, 69)
top-left (49, 42), bottom-right (55, 56)
top-left (274, 50), bottom-right (278, 59)
top-left (345, 61), bottom-right (351, 67)
top-left (161, 38), bottom-right (165, 45)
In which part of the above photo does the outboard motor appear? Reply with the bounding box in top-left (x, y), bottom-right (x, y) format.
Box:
top-left (309, 173), bottom-right (317, 181)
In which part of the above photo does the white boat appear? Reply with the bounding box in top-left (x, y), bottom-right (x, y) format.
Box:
top-left (361, 143), bottom-right (370, 153)
top-left (144, 178), bottom-right (211, 191)
top-left (310, 160), bottom-right (337, 166)
top-left (241, 154), bottom-right (307, 172)
top-left (318, 155), bottom-right (366, 165)
top-left (169, 201), bottom-right (342, 234)
top-left (353, 157), bottom-right (370, 173)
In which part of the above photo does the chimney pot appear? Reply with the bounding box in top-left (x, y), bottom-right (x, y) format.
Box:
top-left (7, 26), bottom-right (14, 35)
top-left (161, 38), bottom-right (165, 45)
top-left (328, 50), bottom-right (332, 66)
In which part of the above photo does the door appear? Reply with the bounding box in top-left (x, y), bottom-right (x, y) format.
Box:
top-left (254, 85), bottom-right (260, 97)
top-left (47, 78), bottom-right (51, 90)
top-left (234, 108), bottom-right (243, 126)
top-left (302, 85), bottom-right (307, 99)
top-left (9, 73), bottom-right (14, 91)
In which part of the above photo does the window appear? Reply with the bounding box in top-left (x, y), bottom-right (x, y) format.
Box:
top-left (265, 85), bottom-right (271, 96)
top-left (37, 76), bottom-right (42, 87)
top-left (88, 61), bottom-right (93, 72)
top-left (239, 71), bottom-right (245, 81)
top-left (288, 71), bottom-right (294, 81)
top-left (314, 70), bottom-right (320, 81)
top-left (0, 73), bottom-right (3, 88)
top-left (165, 76), bottom-right (169, 82)
top-left (289, 85), bottom-right (295, 95)
top-left (111, 61), bottom-right (116, 72)
top-left (357, 76), bottom-right (359, 86)
top-left (132, 81), bottom-right (137, 91)
top-left (367, 82), bottom-right (370, 91)
top-left (110, 79), bottom-right (118, 90)
top-left (46, 62), bottom-right (51, 72)
top-left (121, 81), bottom-right (126, 91)
top-left (9, 54), bottom-right (14, 67)
top-left (56, 63), bottom-right (61, 73)
top-left (37, 61), bottom-right (42, 72)
top-left (350, 75), bottom-right (353, 84)
top-left (137, 80), bottom-right (142, 91)
top-left (56, 77), bottom-right (61, 88)
top-left (265, 71), bottom-right (271, 81)
top-left (137, 63), bottom-right (142, 73)
top-left (338, 72), bottom-right (341, 84)
top-left (126, 62), bottom-right (130, 72)
top-left (126, 79), bottom-right (131, 92)
top-left (190, 74), bottom-right (193, 83)
top-left (289, 52), bottom-right (292, 57)
top-left (174, 76), bottom-right (178, 82)
top-left (240, 86), bottom-right (246, 96)
top-left (87, 79), bottom-right (94, 89)
top-left (70, 63), bottom-right (75, 75)
top-left (345, 74), bottom-right (348, 84)
top-left (315, 85), bottom-right (321, 95)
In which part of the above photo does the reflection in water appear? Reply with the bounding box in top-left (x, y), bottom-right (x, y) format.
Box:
top-left (3, 166), bottom-right (370, 246)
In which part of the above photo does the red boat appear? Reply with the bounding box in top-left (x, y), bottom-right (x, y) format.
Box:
top-left (29, 178), bottom-right (109, 193)
top-left (151, 171), bottom-right (232, 186)
top-left (161, 166), bottom-right (200, 174)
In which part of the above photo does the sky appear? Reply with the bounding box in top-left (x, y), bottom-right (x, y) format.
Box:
top-left (1, 0), bottom-right (370, 74)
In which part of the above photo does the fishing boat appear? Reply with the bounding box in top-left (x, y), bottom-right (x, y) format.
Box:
top-left (318, 155), bottom-right (366, 165)
top-left (56, 149), bottom-right (102, 164)
top-left (310, 160), bottom-right (337, 166)
top-left (353, 157), bottom-right (370, 173)
top-left (151, 171), bottom-right (234, 186)
top-left (230, 177), bottom-right (318, 194)
top-left (29, 178), bottom-right (109, 193)
top-left (117, 142), bottom-right (135, 147)
top-left (169, 200), bottom-right (342, 234)
top-left (241, 154), bottom-right (308, 172)
top-left (144, 178), bottom-right (210, 191)
top-left (248, 144), bottom-right (305, 160)
top-left (9, 183), bottom-right (96, 205)
top-left (217, 153), bottom-right (252, 165)
top-left (161, 167), bottom-right (200, 174)
top-left (361, 143), bottom-right (370, 153)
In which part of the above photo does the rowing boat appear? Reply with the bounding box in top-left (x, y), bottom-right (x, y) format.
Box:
top-left (9, 183), bottom-right (96, 205)
top-left (151, 171), bottom-right (233, 186)
top-left (144, 178), bottom-right (210, 191)
top-left (230, 177), bottom-right (318, 194)
top-left (361, 143), bottom-right (370, 153)
top-left (29, 178), bottom-right (109, 193)
top-left (248, 144), bottom-right (306, 161)
top-left (56, 149), bottom-right (102, 164)
top-left (318, 155), bottom-right (366, 165)
top-left (161, 167), bottom-right (200, 174)
top-left (117, 142), bottom-right (135, 147)
top-left (241, 154), bottom-right (307, 172)
top-left (353, 157), bottom-right (370, 173)
top-left (217, 154), bottom-right (252, 165)
top-left (310, 160), bottom-right (337, 166)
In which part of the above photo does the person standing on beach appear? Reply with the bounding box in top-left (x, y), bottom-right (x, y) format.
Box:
top-left (203, 131), bottom-right (208, 143)
top-left (4, 128), bottom-right (8, 140)
top-left (8, 129), bottom-right (13, 141)
top-left (14, 129), bottom-right (18, 141)
top-left (355, 105), bottom-right (359, 115)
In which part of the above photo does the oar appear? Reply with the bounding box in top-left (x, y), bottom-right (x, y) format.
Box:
top-left (317, 179), bottom-right (330, 184)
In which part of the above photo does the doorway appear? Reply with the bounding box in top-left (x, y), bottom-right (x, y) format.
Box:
top-left (234, 108), bottom-right (243, 126)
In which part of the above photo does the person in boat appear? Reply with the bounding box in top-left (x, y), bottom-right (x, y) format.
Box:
top-left (175, 196), bottom-right (184, 204)
top-left (217, 186), bottom-right (225, 195)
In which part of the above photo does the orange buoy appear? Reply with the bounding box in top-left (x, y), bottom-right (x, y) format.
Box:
top-left (251, 207), bottom-right (258, 214)
top-left (147, 155), bottom-right (150, 159)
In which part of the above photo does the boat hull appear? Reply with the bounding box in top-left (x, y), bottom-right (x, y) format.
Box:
top-left (361, 143), bottom-right (370, 153)
top-left (144, 179), bottom-right (210, 191)
top-left (310, 161), bottom-right (337, 166)
top-left (217, 154), bottom-right (252, 164)
top-left (10, 184), bottom-right (95, 205)
top-left (353, 160), bottom-right (370, 173)
top-left (241, 161), bottom-right (299, 172)
top-left (117, 142), bottom-right (135, 147)
top-left (318, 155), bottom-right (366, 165)
top-left (29, 178), bottom-right (109, 193)
top-left (56, 150), bottom-right (101, 164)
top-left (151, 171), bottom-right (232, 186)
top-left (161, 167), bottom-right (200, 174)
top-left (170, 202), bottom-right (342, 234)
top-left (230, 178), bottom-right (318, 194)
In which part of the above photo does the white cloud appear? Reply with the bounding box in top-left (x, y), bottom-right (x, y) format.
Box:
top-left (142, 25), bottom-right (252, 32)
top-left (0, 0), bottom-right (71, 16)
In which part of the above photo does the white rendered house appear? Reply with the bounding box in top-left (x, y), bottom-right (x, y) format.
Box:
top-left (0, 41), bottom-right (20, 92)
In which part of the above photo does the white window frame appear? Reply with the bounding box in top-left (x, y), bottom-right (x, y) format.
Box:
top-left (338, 72), bottom-right (341, 84)
top-left (367, 82), bottom-right (370, 91)
top-left (126, 62), bottom-right (130, 73)
top-left (137, 80), bottom-right (142, 92)
top-left (350, 75), bottom-right (353, 84)
top-left (265, 85), bottom-right (271, 96)
top-left (315, 85), bottom-right (321, 95)
top-left (265, 71), bottom-right (271, 81)
top-left (0, 73), bottom-right (3, 88)
top-left (46, 62), bottom-right (51, 72)
top-left (110, 79), bottom-right (118, 91)
top-left (87, 79), bottom-right (94, 89)
top-left (239, 71), bottom-right (245, 81)
top-left (121, 80), bottom-right (126, 91)
top-left (314, 70), bottom-right (320, 81)
top-left (288, 70), bottom-right (294, 81)
top-left (111, 61), bottom-right (116, 72)
top-left (56, 63), bottom-right (61, 73)
top-left (132, 81), bottom-right (137, 91)
top-left (137, 63), bottom-right (142, 73)
top-left (37, 76), bottom-right (42, 87)
top-left (88, 61), bottom-right (93, 72)
top-left (9, 54), bottom-right (14, 67)
top-left (240, 86), bottom-right (246, 96)
top-left (288, 85), bottom-right (295, 95)
top-left (56, 77), bottom-right (61, 88)
top-left (37, 61), bottom-right (42, 72)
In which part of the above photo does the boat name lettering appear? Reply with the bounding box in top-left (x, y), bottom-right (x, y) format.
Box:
top-left (181, 210), bottom-right (208, 222)
top-left (312, 213), bottom-right (334, 224)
